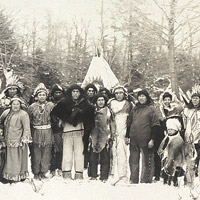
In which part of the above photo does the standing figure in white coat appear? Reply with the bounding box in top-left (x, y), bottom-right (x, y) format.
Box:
top-left (109, 86), bottom-right (132, 183)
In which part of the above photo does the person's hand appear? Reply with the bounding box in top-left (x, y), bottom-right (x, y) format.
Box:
top-left (107, 138), bottom-right (113, 148)
top-left (125, 137), bottom-right (130, 145)
top-left (0, 129), bottom-right (3, 136)
top-left (148, 139), bottom-right (154, 148)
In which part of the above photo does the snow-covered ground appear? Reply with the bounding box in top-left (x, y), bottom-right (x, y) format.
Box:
top-left (1, 151), bottom-right (200, 200)
top-left (1, 171), bottom-right (200, 200)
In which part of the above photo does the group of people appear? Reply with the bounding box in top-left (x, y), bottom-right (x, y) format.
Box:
top-left (0, 80), bottom-right (199, 187)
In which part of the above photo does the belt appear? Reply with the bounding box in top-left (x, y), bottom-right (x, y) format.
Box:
top-left (33, 124), bottom-right (51, 130)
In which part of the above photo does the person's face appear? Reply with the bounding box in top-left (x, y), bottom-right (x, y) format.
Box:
top-left (18, 82), bottom-right (25, 92)
top-left (72, 89), bottom-right (80, 100)
top-left (192, 96), bottom-right (200, 107)
top-left (167, 129), bottom-right (177, 136)
top-left (163, 97), bottom-right (172, 107)
top-left (101, 90), bottom-right (106, 95)
top-left (54, 91), bottom-right (63, 100)
top-left (11, 100), bottom-right (21, 112)
top-left (138, 94), bottom-right (147, 104)
top-left (87, 88), bottom-right (95, 98)
top-left (96, 97), bottom-right (106, 108)
top-left (115, 89), bottom-right (124, 101)
top-left (37, 92), bottom-right (47, 103)
top-left (8, 87), bottom-right (18, 98)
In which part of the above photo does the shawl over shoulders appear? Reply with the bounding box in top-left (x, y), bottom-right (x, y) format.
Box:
top-left (51, 97), bottom-right (95, 131)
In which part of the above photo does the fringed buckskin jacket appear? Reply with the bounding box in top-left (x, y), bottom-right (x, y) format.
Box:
top-left (29, 101), bottom-right (54, 147)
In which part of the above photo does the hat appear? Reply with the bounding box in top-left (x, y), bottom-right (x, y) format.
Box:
top-left (34, 83), bottom-right (49, 96)
top-left (137, 89), bottom-right (153, 104)
top-left (166, 118), bottom-right (181, 131)
top-left (113, 85), bottom-right (127, 94)
top-left (4, 83), bottom-right (21, 97)
top-left (162, 92), bottom-right (172, 100)
top-left (66, 84), bottom-right (85, 97)
top-left (10, 97), bottom-right (24, 104)
top-left (137, 89), bottom-right (149, 98)
top-left (191, 84), bottom-right (200, 98)
top-left (51, 84), bottom-right (64, 96)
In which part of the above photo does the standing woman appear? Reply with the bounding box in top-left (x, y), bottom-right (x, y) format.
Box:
top-left (29, 83), bottom-right (54, 179)
top-left (0, 98), bottom-right (32, 182)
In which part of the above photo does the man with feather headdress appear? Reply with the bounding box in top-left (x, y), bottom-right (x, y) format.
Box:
top-left (29, 83), bottom-right (54, 179)
top-left (0, 74), bottom-right (28, 114)
top-left (183, 84), bottom-right (200, 186)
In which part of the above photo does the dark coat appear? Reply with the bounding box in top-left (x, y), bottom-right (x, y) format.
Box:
top-left (128, 103), bottom-right (160, 146)
top-left (51, 97), bottom-right (95, 131)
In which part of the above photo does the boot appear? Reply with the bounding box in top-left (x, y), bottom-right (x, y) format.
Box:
top-left (63, 171), bottom-right (72, 179)
top-left (34, 174), bottom-right (40, 180)
top-left (75, 172), bottom-right (83, 180)
top-left (50, 170), bottom-right (56, 177)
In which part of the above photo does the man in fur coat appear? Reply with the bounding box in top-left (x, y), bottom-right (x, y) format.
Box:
top-left (51, 84), bottom-right (95, 179)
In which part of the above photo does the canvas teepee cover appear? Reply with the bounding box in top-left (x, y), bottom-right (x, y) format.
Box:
top-left (82, 55), bottom-right (119, 90)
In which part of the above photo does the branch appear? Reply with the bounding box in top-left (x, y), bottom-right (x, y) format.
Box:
top-left (8, 45), bottom-right (17, 66)
top-left (133, 7), bottom-right (169, 33)
top-left (152, 0), bottom-right (169, 20)
top-left (174, 13), bottom-right (200, 34)
top-left (175, 0), bottom-right (196, 19)
top-left (175, 25), bottom-right (200, 49)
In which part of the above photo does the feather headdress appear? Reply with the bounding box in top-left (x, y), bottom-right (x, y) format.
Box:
top-left (34, 83), bottom-right (49, 96)
top-left (5, 73), bottom-right (20, 90)
top-left (190, 84), bottom-right (200, 98)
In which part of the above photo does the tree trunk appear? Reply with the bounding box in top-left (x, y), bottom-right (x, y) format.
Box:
top-left (168, 0), bottom-right (179, 97)
top-left (100, 0), bottom-right (104, 50)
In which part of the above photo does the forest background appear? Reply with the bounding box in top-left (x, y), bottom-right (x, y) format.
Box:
top-left (0, 0), bottom-right (200, 99)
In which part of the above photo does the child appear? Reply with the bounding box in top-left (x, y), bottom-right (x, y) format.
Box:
top-left (158, 118), bottom-right (183, 186)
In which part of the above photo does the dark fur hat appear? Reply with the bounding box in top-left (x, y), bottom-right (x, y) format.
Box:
top-left (66, 84), bottom-right (85, 98)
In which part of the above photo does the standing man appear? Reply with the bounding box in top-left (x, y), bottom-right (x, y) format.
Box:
top-left (29, 83), bottom-right (54, 179)
top-left (85, 83), bottom-right (98, 104)
top-left (84, 83), bottom-right (97, 169)
top-left (0, 82), bottom-right (27, 114)
top-left (51, 84), bottom-right (94, 180)
top-left (89, 94), bottom-right (111, 182)
top-left (128, 89), bottom-right (160, 184)
top-left (183, 88), bottom-right (200, 187)
top-left (50, 84), bottom-right (64, 176)
top-left (109, 86), bottom-right (132, 183)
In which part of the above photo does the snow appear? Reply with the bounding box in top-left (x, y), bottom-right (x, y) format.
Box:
top-left (1, 151), bottom-right (200, 200)
top-left (1, 171), bottom-right (200, 200)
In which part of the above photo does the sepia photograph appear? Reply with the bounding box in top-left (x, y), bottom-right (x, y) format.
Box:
top-left (0, 0), bottom-right (200, 199)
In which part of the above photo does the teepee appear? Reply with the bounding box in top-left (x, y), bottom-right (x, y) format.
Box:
top-left (82, 49), bottom-right (119, 90)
